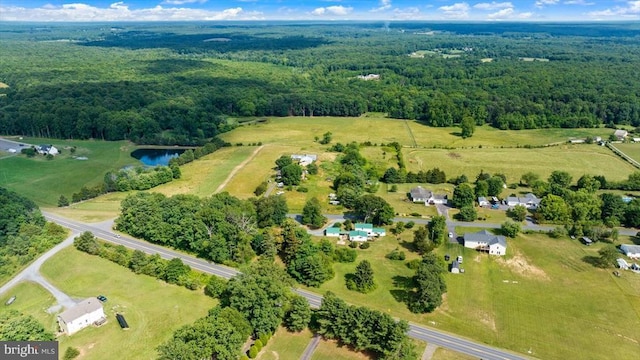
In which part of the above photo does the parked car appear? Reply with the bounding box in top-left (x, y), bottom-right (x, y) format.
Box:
top-left (97, 295), bottom-right (107, 302)
top-left (448, 232), bottom-right (454, 238)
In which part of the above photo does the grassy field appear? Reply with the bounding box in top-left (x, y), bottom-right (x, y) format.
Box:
top-left (432, 347), bottom-right (476, 360)
top-left (221, 117), bottom-right (612, 149)
top-left (308, 230), bottom-right (640, 360)
top-left (376, 183), bottom-right (447, 218)
top-left (154, 145), bottom-right (256, 198)
top-left (256, 327), bottom-right (314, 360)
top-left (0, 282), bottom-right (57, 331)
top-left (0, 138), bottom-right (138, 207)
top-left (612, 142), bottom-right (640, 164)
top-left (405, 144), bottom-right (635, 184)
top-left (37, 247), bottom-right (217, 360)
top-left (311, 339), bottom-right (373, 360)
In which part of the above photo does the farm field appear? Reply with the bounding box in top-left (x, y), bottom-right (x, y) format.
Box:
top-left (612, 142), bottom-right (640, 164)
top-left (37, 247), bottom-right (216, 360)
top-left (405, 145), bottom-right (635, 184)
top-left (309, 230), bottom-right (640, 360)
top-left (221, 117), bottom-right (612, 149)
top-left (0, 138), bottom-right (138, 207)
top-left (0, 282), bottom-right (57, 331)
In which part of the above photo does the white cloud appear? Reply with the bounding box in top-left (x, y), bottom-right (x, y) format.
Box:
top-left (438, 2), bottom-right (470, 18)
top-left (371, 0), bottom-right (392, 12)
top-left (162, 0), bottom-right (207, 5)
top-left (0, 3), bottom-right (262, 21)
top-left (473, 2), bottom-right (513, 10)
top-left (588, 0), bottom-right (640, 17)
top-left (311, 5), bottom-right (353, 16)
top-left (535, 0), bottom-right (558, 7)
top-left (488, 7), bottom-right (514, 18)
top-left (564, 0), bottom-right (594, 5)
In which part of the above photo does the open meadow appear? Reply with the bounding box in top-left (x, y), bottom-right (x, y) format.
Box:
top-left (33, 246), bottom-right (217, 360)
top-left (405, 144), bottom-right (635, 184)
top-left (612, 142), bottom-right (640, 164)
top-left (0, 138), bottom-right (138, 207)
top-left (255, 327), bottom-right (314, 360)
top-left (308, 230), bottom-right (640, 360)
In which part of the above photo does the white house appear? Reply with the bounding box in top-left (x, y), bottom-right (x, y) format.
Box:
top-left (348, 230), bottom-right (368, 242)
top-left (408, 186), bottom-right (447, 205)
top-left (464, 230), bottom-right (507, 256)
top-left (504, 193), bottom-right (539, 209)
top-left (354, 223), bottom-right (385, 237)
top-left (291, 154), bottom-right (317, 167)
top-left (620, 244), bottom-right (640, 259)
top-left (36, 144), bottom-right (59, 156)
top-left (57, 298), bottom-right (106, 335)
top-left (478, 196), bottom-right (490, 207)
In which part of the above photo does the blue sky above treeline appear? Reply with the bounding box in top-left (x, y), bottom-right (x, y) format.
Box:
top-left (1, 0), bottom-right (638, 21)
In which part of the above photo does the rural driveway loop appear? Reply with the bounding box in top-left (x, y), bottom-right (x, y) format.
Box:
top-left (0, 231), bottom-right (80, 310)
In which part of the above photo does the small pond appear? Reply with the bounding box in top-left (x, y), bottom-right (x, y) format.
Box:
top-left (130, 148), bottom-right (185, 166)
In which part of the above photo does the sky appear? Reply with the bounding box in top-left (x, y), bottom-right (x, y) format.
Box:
top-left (0, 0), bottom-right (638, 22)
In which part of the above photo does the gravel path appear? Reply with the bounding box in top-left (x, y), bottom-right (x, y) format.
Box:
top-left (0, 231), bottom-right (79, 310)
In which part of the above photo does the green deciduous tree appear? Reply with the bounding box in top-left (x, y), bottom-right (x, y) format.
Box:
top-left (302, 197), bottom-right (326, 229)
top-left (413, 225), bottom-right (433, 254)
top-left (57, 194), bottom-right (69, 207)
top-left (354, 194), bottom-right (394, 225)
top-left (452, 183), bottom-right (475, 208)
top-left (0, 310), bottom-right (54, 341)
top-left (408, 253), bottom-right (447, 313)
top-left (460, 115), bottom-right (475, 138)
top-left (281, 163), bottom-right (303, 186)
top-left (506, 205), bottom-right (527, 222)
top-left (347, 260), bottom-right (377, 293)
top-left (74, 231), bottom-right (100, 255)
top-left (520, 172), bottom-right (540, 186)
top-left (456, 206), bottom-right (477, 222)
top-left (536, 194), bottom-right (570, 223)
top-left (427, 215), bottom-right (447, 247)
top-left (284, 295), bottom-right (311, 332)
top-left (255, 195), bottom-right (288, 228)
top-left (501, 220), bottom-right (521, 238)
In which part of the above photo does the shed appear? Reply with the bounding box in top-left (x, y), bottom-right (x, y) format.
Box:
top-left (620, 244), bottom-right (640, 259)
top-left (451, 260), bottom-right (460, 274)
top-left (324, 227), bottom-right (341, 237)
top-left (617, 258), bottom-right (630, 270)
top-left (581, 237), bottom-right (593, 246)
top-left (116, 313), bottom-right (129, 329)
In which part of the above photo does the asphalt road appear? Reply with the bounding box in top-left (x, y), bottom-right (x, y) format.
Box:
top-left (42, 211), bottom-right (529, 360)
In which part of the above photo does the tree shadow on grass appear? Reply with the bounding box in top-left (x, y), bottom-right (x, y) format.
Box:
top-left (582, 255), bottom-right (606, 268)
top-left (398, 240), bottom-right (416, 252)
top-left (390, 275), bottom-right (414, 304)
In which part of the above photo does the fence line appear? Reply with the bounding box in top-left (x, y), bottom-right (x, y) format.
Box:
top-left (606, 142), bottom-right (640, 169)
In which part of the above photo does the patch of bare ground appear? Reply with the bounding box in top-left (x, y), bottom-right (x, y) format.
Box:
top-left (497, 252), bottom-right (549, 280)
top-left (478, 311), bottom-right (497, 332)
top-left (447, 152), bottom-right (461, 159)
top-left (0, 82), bottom-right (9, 88)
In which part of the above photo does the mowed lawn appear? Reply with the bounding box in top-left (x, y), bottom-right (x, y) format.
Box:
top-left (309, 232), bottom-right (640, 360)
top-left (38, 247), bottom-right (216, 360)
top-left (405, 145), bottom-right (635, 184)
top-left (0, 138), bottom-right (138, 207)
top-left (0, 282), bottom-right (58, 331)
top-left (256, 327), bottom-right (314, 360)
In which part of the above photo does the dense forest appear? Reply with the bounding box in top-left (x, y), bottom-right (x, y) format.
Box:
top-left (0, 187), bottom-right (67, 283)
top-left (1, 22), bottom-right (640, 144)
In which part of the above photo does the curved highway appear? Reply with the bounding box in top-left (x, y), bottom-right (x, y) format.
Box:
top-left (42, 211), bottom-right (529, 360)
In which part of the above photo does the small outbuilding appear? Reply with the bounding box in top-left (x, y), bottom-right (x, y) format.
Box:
top-left (116, 313), bottom-right (129, 329)
top-left (478, 196), bottom-right (490, 207)
top-left (450, 260), bottom-right (460, 274)
top-left (581, 237), bottom-right (593, 246)
top-left (324, 227), bottom-right (342, 237)
top-left (348, 230), bottom-right (368, 242)
top-left (617, 258), bottom-right (630, 270)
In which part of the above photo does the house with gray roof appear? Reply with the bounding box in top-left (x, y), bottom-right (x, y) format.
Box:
top-left (464, 230), bottom-right (507, 256)
top-left (620, 244), bottom-right (640, 259)
top-left (504, 193), bottom-right (540, 209)
top-left (57, 298), bottom-right (106, 335)
top-left (614, 129), bottom-right (628, 140)
top-left (409, 186), bottom-right (448, 205)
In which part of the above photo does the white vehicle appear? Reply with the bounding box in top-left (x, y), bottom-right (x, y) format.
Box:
top-left (448, 232), bottom-right (454, 238)
top-left (457, 255), bottom-right (463, 264)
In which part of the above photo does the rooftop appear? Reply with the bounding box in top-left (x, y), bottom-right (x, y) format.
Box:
top-left (58, 298), bottom-right (103, 323)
